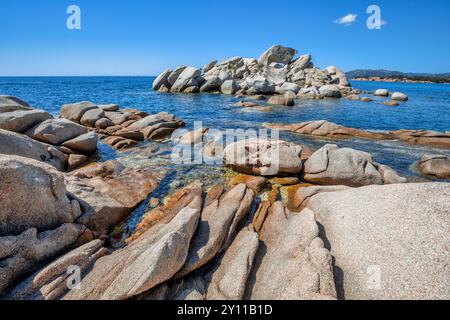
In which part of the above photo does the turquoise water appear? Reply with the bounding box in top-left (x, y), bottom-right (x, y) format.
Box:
top-left (1, 76), bottom-right (449, 180)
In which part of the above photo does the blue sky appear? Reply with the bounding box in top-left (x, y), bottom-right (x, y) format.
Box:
top-left (1, 0), bottom-right (449, 76)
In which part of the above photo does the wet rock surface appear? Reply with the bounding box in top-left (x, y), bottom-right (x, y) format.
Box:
top-left (66, 161), bottom-right (165, 235)
top-left (268, 120), bottom-right (450, 148)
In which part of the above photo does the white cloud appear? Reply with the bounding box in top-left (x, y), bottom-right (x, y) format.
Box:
top-left (335, 14), bottom-right (358, 26)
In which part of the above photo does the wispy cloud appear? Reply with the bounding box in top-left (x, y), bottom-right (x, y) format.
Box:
top-left (335, 14), bottom-right (358, 26)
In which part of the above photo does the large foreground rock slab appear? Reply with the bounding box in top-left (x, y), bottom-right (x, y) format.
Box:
top-left (5, 240), bottom-right (109, 300)
top-left (176, 184), bottom-right (255, 277)
top-left (0, 155), bottom-right (80, 236)
top-left (206, 228), bottom-right (259, 300)
top-left (308, 183), bottom-right (450, 300)
top-left (0, 223), bottom-right (86, 295)
top-left (64, 207), bottom-right (201, 300)
top-left (248, 202), bottom-right (337, 300)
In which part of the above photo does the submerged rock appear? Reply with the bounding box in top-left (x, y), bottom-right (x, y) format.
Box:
top-left (384, 100), bottom-right (400, 107)
top-left (127, 182), bottom-right (203, 243)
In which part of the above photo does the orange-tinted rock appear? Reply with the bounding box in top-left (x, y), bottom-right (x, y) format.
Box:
top-left (229, 174), bottom-right (267, 193)
top-left (67, 162), bottom-right (165, 234)
top-left (126, 182), bottom-right (202, 244)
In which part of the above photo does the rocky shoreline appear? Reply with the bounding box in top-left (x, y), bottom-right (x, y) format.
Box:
top-left (1, 87), bottom-right (449, 300)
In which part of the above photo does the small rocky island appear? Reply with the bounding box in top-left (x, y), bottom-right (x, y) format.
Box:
top-left (0, 45), bottom-right (449, 301)
top-left (153, 45), bottom-right (358, 104)
top-left (153, 45), bottom-right (411, 108)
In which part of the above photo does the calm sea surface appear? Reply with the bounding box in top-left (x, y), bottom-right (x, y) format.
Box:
top-left (1, 76), bottom-right (449, 233)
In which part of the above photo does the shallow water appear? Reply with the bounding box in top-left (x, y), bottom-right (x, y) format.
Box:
top-left (1, 77), bottom-right (450, 234)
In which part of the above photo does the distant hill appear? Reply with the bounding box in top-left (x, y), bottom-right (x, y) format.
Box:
top-left (346, 69), bottom-right (450, 84)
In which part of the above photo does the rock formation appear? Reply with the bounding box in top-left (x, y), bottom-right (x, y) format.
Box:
top-left (303, 144), bottom-right (406, 187)
top-left (0, 155), bottom-right (93, 296)
top-left (0, 97), bottom-right (98, 171)
top-left (223, 139), bottom-right (304, 176)
top-left (60, 101), bottom-right (185, 150)
top-left (248, 202), bottom-right (337, 300)
top-left (307, 183), bottom-right (450, 300)
top-left (418, 154), bottom-right (450, 179)
top-left (153, 45), bottom-right (352, 104)
top-left (268, 120), bottom-right (450, 149)
top-left (66, 161), bottom-right (165, 235)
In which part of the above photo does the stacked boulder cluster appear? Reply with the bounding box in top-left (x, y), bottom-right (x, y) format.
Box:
top-left (0, 96), bottom-right (98, 171)
top-left (60, 101), bottom-right (185, 150)
top-left (0, 89), bottom-right (449, 300)
top-left (153, 45), bottom-right (358, 105)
